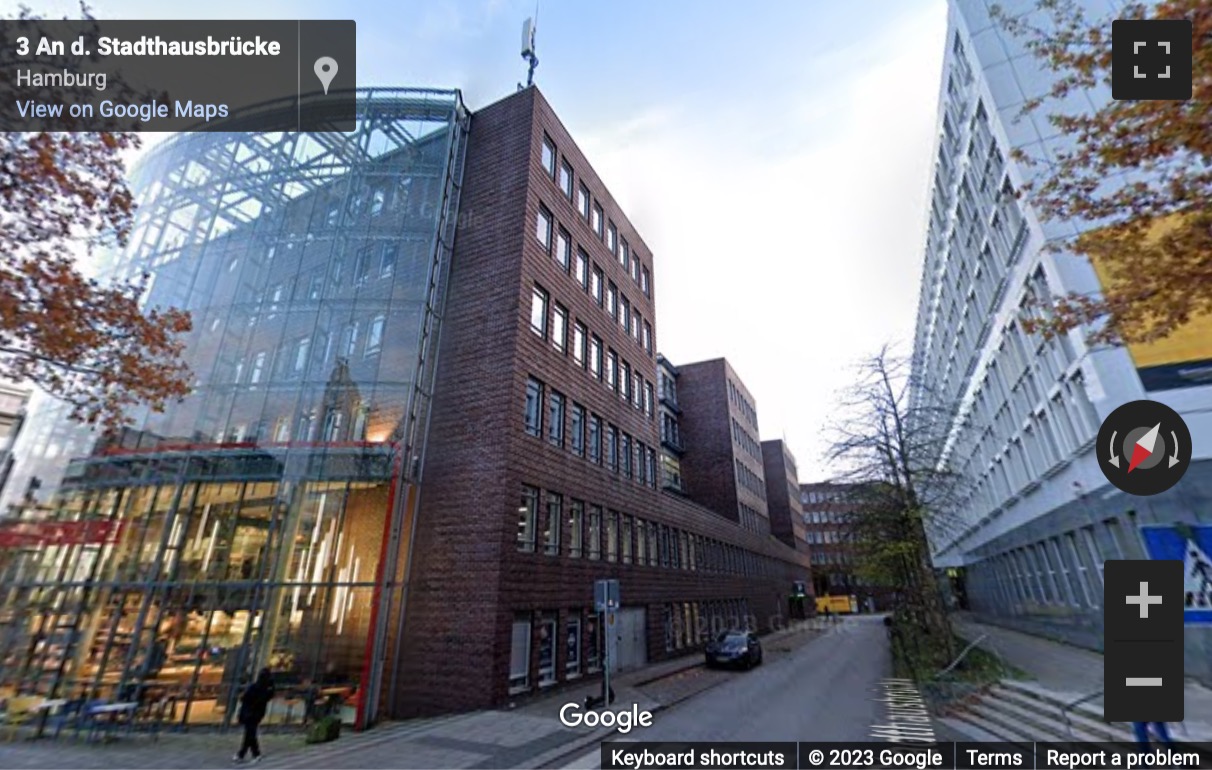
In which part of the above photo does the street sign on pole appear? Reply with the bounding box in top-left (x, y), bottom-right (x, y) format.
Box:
top-left (594, 579), bottom-right (620, 705)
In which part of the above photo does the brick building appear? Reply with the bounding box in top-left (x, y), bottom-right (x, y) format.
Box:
top-left (800, 481), bottom-right (894, 611)
top-left (761, 440), bottom-right (807, 552)
top-left (392, 87), bottom-right (812, 717)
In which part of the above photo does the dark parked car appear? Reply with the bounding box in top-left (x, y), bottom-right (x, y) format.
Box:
top-left (704, 630), bottom-right (762, 669)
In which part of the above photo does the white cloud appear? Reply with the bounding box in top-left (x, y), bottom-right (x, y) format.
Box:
top-left (573, 0), bottom-right (948, 480)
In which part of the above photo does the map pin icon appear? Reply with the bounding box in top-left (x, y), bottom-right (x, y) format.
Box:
top-left (314, 57), bottom-right (338, 95)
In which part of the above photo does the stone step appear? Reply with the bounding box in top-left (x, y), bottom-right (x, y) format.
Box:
top-left (988, 684), bottom-right (1133, 743)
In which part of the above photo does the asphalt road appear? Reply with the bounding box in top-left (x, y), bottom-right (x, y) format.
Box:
top-left (564, 614), bottom-right (905, 767)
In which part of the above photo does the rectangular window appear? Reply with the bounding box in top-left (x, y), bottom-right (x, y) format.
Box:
top-left (518, 486), bottom-right (538, 552)
top-left (592, 202), bottom-right (604, 237)
top-left (569, 500), bottom-right (585, 558)
top-left (591, 266), bottom-right (604, 306)
top-left (586, 614), bottom-right (600, 672)
top-left (620, 361), bottom-right (631, 401)
top-left (621, 433), bottom-right (632, 478)
top-left (358, 317), bottom-right (382, 360)
top-left (631, 255), bottom-right (640, 283)
top-left (633, 372), bottom-right (643, 409)
top-left (607, 222), bottom-right (618, 255)
top-left (575, 249), bottom-right (589, 289)
top-left (588, 415), bottom-right (602, 464)
top-left (641, 266), bottom-right (651, 297)
top-left (605, 350), bottom-right (618, 390)
top-left (569, 403), bottom-right (586, 456)
top-left (545, 493), bottom-right (562, 556)
top-left (620, 296), bottom-right (630, 331)
top-left (293, 336), bottom-right (310, 375)
top-left (607, 282), bottom-right (618, 319)
top-left (559, 159), bottom-right (573, 199)
top-left (524, 378), bottom-right (543, 437)
top-left (548, 391), bottom-right (565, 446)
top-left (644, 382), bottom-right (654, 416)
top-left (510, 616), bottom-right (531, 692)
top-left (541, 135), bottom-right (556, 177)
top-left (589, 505), bottom-right (602, 561)
top-left (619, 238), bottom-right (629, 270)
top-left (536, 206), bottom-right (552, 252)
top-left (552, 304), bottom-right (568, 353)
top-left (572, 323), bottom-right (587, 367)
top-left (555, 228), bottom-right (571, 272)
top-left (530, 286), bottom-right (548, 337)
top-left (647, 448), bottom-right (657, 488)
top-left (354, 246), bottom-right (374, 286)
top-left (606, 425), bottom-right (618, 471)
top-left (589, 335), bottom-right (603, 379)
top-left (577, 184), bottom-right (590, 220)
top-left (622, 515), bottom-right (633, 564)
top-left (380, 244), bottom-right (397, 278)
top-left (606, 511), bottom-right (619, 562)
top-left (566, 615), bottom-right (581, 676)
top-left (538, 614), bottom-right (557, 686)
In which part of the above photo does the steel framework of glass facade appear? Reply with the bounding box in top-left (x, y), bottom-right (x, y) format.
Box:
top-left (0, 89), bottom-right (469, 731)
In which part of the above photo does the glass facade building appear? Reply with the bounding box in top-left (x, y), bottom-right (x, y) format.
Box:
top-left (0, 89), bottom-right (469, 729)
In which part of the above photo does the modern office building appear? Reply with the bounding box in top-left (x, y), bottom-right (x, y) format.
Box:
top-left (914, 0), bottom-right (1212, 679)
top-left (761, 440), bottom-right (807, 552)
top-left (675, 359), bottom-right (769, 536)
top-left (0, 86), bottom-right (812, 727)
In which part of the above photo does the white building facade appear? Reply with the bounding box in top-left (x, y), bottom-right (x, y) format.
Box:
top-left (914, 0), bottom-right (1212, 680)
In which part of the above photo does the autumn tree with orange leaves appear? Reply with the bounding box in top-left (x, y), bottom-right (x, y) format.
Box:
top-left (0, 4), bottom-right (192, 430)
top-left (993, 0), bottom-right (1211, 346)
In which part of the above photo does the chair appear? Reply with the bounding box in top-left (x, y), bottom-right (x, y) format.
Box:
top-left (4, 695), bottom-right (43, 742)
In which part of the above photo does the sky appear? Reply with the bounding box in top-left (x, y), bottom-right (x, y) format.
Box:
top-left (37, 0), bottom-right (950, 481)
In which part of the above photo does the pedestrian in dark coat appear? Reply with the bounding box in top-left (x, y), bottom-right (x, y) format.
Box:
top-left (234, 668), bottom-right (275, 763)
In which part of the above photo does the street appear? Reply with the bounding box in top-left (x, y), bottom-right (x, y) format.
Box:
top-left (559, 614), bottom-right (902, 768)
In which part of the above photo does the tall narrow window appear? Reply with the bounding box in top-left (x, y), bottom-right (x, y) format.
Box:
top-left (524, 378), bottom-right (543, 436)
top-left (545, 493), bottom-right (562, 555)
top-left (569, 500), bottom-right (584, 558)
top-left (572, 323), bottom-right (587, 367)
top-left (621, 433), bottom-right (632, 478)
top-left (575, 250), bottom-right (589, 289)
top-left (620, 361), bottom-right (631, 401)
top-left (592, 202), bottom-right (603, 237)
top-left (607, 222), bottom-right (618, 255)
top-left (548, 391), bottom-right (565, 446)
top-left (619, 238), bottom-right (629, 270)
top-left (578, 184), bottom-right (590, 220)
top-left (641, 266), bottom-right (651, 297)
top-left (607, 283), bottom-right (618, 319)
top-left (552, 304), bottom-right (568, 353)
top-left (605, 350), bottom-right (618, 390)
top-left (588, 415), bottom-right (602, 463)
top-left (541, 135), bottom-right (555, 177)
top-left (518, 485), bottom-right (538, 552)
top-left (509, 615), bottom-right (531, 692)
top-left (566, 615), bottom-right (582, 676)
top-left (643, 321), bottom-right (653, 354)
top-left (555, 228), bottom-right (571, 272)
top-left (620, 296), bottom-right (630, 331)
top-left (591, 266), bottom-right (603, 306)
top-left (366, 315), bottom-right (385, 357)
top-left (606, 511), bottom-right (619, 562)
top-left (622, 515), bottom-right (633, 564)
top-left (559, 160), bottom-right (573, 199)
top-left (536, 206), bottom-right (552, 252)
top-left (589, 336), bottom-right (603, 379)
top-left (589, 506), bottom-right (602, 560)
top-left (570, 403), bottom-right (586, 456)
top-left (530, 286), bottom-right (548, 337)
top-left (606, 425), bottom-right (618, 471)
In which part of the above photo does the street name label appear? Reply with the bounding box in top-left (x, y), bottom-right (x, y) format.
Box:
top-left (0, 20), bottom-right (356, 131)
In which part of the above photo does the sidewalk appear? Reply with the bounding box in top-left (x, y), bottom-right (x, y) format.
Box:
top-left (953, 613), bottom-right (1212, 741)
top-left (0, 617), bottom-right (832, 769)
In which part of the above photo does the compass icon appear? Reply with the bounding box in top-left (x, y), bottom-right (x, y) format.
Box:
top-left (1097, 400), bottom-right (1192, 496)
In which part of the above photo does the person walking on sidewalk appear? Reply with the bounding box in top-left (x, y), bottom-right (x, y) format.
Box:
top-left (234, 668), bottom-right (275, 764)
top-left (1132, 721), bottom-right (1173, 751)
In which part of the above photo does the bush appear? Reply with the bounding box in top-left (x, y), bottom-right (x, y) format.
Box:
top-left (305, 715), bottom-right (341, 744)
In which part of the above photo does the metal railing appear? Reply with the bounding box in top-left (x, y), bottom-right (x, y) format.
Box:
top-left (1060, 689), bottom-right (1102, 740)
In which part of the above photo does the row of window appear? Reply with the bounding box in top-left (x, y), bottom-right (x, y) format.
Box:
top-left (536, 208), bottom-right (654, 359)
top-left (224, 314), bottom-right (389, 389)
top-left (663, 599), bottom-right (752, 653)
top-left (727, 379), bottom-right (757, 430)
top-left (731, 418), bottom-right (760, 463)
top-left (217, 405), bottom-right (370, 447)
top-left (515, 483), bottom-right (782, 579)
top-left (804, 509), bottom-right (846, 524)
top-left (508, 609), bottom-right (600, 693)
top-left (806, 530), bottom-right (852, 545)
top-left (810, 552), bottom-right (856, 567)
top-left (737, 503), bottom-right (765, 535)
top-left (524, 376), bottom-right (658, 487)
top-left (530, 285), bottom-right (655, 418)
top-left (540, 134), bottom-right (651, 299)
top-left (734, 459), bottom-right (766, 501)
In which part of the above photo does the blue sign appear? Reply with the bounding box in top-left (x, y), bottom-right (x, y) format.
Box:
top-left (1140, 525), bottom-right (1212, 625)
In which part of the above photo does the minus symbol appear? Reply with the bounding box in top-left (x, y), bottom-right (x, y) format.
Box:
top-left (1126, 678), bottom-right (1163, 687)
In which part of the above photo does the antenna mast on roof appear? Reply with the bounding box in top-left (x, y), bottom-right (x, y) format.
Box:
top-left (519, 4), bottom-right (539, 90)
